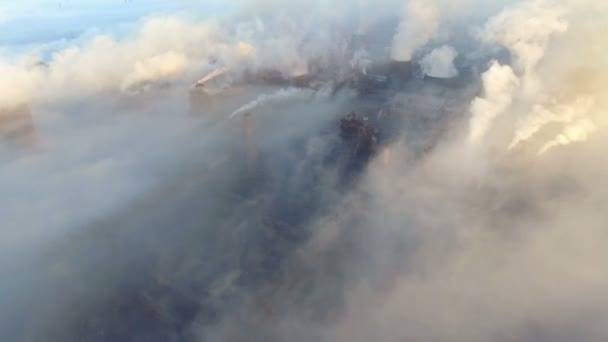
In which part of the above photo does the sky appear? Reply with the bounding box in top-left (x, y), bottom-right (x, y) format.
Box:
top-left (0, 0), bottom-right (232, 56)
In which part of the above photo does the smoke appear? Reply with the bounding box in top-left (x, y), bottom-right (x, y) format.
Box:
top-left (120, 51), bottom-right (188, 91)
top-left (0, 93), bottom-right (203, 257)
top-left (321, 1), bottom-right (608, 341)
top-left (0, 10), bottom-right (348, 110)
top-left (481, 0), bottom-right (568, 96)
top-left (390, 0), bottom-right (440, 62)
top-left (212, 1), bottom-right (608, 341)
top-left (470, 0), bottom-right (607, 155)
top-left (229, 87), bottom-right (316, 118)
top-left (419, 45), bottom-right (459, 78)
top-left (508, 96), bottom-right (595, 151)
top-left (468, 61), bottom-right (519, 144)
top-left (537, 118), bottom-right (597, 155)
top-left (0, 16), bottom-right (227, 109)
top-left (2, 0), bottom-right (608, 341)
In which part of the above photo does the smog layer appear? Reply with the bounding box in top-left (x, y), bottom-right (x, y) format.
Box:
top-left (1, 1), bottom-right (607, 341)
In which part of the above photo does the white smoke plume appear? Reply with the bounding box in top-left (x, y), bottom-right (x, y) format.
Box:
top-left (0, 16), bottom-right (228, 109)
top-left (193, 66), bottom-right (230, 89)
top-left (470, 0), bottom-right (606, 155)
top-left (468, 61), bottom-right (519, 144)
top-left (0, 10), bottom-right (353, 111)
top-left (391, 0), bottom-right (440, 62)
top-left (229, 87), bottom-right (314, 118)
top-left (508, 96), bottom-right (595, 150)
top-left (419, 45), bottom-right (459, 78)
top-left (538, 118), bottom-right (597, 155)
top-left (482, 0), bottom-right (568, 81)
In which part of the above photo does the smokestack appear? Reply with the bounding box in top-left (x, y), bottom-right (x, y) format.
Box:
top-left (0, 104), bottom-right (41, 149)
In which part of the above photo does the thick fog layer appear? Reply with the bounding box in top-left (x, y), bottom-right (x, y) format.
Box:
top-left (1, 0), bottom-right (607, 341)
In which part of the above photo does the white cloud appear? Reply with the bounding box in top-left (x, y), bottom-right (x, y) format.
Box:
top-left (0, 10), bottom-right (8, 24)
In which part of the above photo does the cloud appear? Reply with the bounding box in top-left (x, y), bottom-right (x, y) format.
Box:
top-left (0, 10), bottom-right (8, 24)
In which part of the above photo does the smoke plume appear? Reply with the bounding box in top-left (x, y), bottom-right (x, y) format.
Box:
top-left (468, 61), bottom-right (519, 144)
top-left (419, 45), bottom-right (459, 78)
top-left (391, 0), bottom-right (440, 62)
